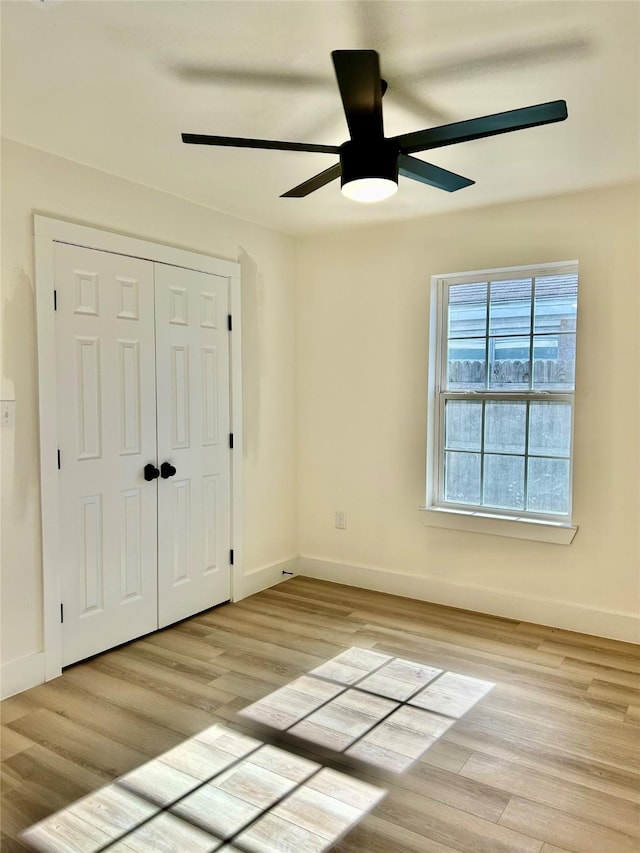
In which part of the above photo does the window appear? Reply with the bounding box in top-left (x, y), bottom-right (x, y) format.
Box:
top-left (425, 261), bottom-right (578, 540)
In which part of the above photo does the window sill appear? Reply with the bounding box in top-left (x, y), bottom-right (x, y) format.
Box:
top-left (419, 506), bottom-right (577, 545)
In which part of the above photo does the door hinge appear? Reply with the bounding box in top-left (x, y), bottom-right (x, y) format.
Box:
top-left (54, 290), bottom-right (58, 310)
top-left (60, 603), bottom-right (64, 624)
top-left (229, 433), bottom-right (234, 449)
top-left (230, 549), bottom-right (234, 565)
top-left (227, 314), bottom-right (232, 331)
top-left (57, 449), bottom-right (61, 470)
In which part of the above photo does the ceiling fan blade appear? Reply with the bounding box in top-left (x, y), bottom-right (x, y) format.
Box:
top-left (280, 163), bottom-right (342, 198)
top-left (408, 38), bottom-right (590, 84)
top-left (398, 154), bottom-right (474, 192)
top-left (174, 64), bottom-right (327, 90)
top-left (395, 100), bottom-right (568, 154)
top-left (331, 50), bottom-right (384, 140)
top-left (181, 133), bottom-right (340, 155)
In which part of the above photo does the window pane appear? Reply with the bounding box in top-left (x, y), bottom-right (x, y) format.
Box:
top-left (447, 339), bottom-right (486, 389)
top-left (483, 454), bottom-right (524, 510)
top-left (445, 452), bottom-right (481, 504)
top-left (529, 403), bottom-right (571, 457)
top-left (445, 401), bottom-right (482, 451)
top-left (485, 402), bottom-right (526, 453)
top-left (489, 278), bottom-right (532, 336)
top-left (534, 274), bottom-right (577, 334)
top-left (527, 457), bottom-right (570, 514)
top-left (448, 283), bottom-right (487, 338)
top-left (532, 334), bottom-right (575, 389)
top-left (489, 337), bottom-right (530, 389)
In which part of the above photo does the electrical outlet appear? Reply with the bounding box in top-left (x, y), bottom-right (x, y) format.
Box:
top-left (335, 510), bottom-right (346, 529)
top-left (1, 401), bottom-right (15, 429)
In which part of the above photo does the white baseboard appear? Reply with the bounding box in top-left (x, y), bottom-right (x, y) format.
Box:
top-left (298, 556), bottom-right (640, 644)
top-left (1, 652), bottom-right (46, 700)
top-left (238, 556), bottom-right (298, 600)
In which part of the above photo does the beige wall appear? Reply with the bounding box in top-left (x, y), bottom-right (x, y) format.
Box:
top-left (296, 181), bottom-right (640, 641)
top-left (1, 139), bottom-right (298, 667)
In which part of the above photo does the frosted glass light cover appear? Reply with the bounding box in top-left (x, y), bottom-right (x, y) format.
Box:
top-left (341, 178), bottom-right (398, 203)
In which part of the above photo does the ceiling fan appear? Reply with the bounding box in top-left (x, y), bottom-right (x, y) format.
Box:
top-left (182, 50), bottom-right (567, 203)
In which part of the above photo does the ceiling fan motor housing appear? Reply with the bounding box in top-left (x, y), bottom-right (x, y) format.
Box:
top-left (339, 138), bottom-right (399, 187)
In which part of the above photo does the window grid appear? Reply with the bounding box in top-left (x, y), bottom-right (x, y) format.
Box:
top-left (442, 398), bottom-right (571, 513)
top-left (433, 262), bottom-right (577, 523)
top-left (523, 394), bottom-right (531, 504)
top-left (528, 278), bottom-right (535, 394)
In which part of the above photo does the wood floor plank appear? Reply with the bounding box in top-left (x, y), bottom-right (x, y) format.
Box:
top-left (136, 624), bottom-right (229, 665)
top-left (236, 592), bottom-right (365, 634)
top-left (539, 846), bottom-right (574, 853)
top-left (536, 639), bottom-right (640, 673)
top-left (455, 704), bottom-right (640, 772)
top-left (10, 678), bottom-right (184, 759)
top-left (215, 599), bottom-right (369, 646)
top-left (187, 622), bottom-right (327, 672)
top-left (120, 636), bottom-right (231, 680)
top-left (345, 606), bottom-right (563, 666)
top-left (7, 708), bottom-right (150, 780)
top-left (512, 620), bottom-right (639, 654)
top-left (0, 726), bottom-right (35, 762)
top-left (483, 679), bottom-right (629, 725)
top-left (195, 608), bottom-right (350, 660)
top-left (289, 578), bottom-right (521, 636)
top-left (420, 738), bottom-right (475, 773)
top-left (375, 786), bottom-right (543, 853)
top-left (2, 575), bottom-right (639, 853)
top-left (625, 704), bottom-right (640, 723)
top-left (212, 650), bottom-right (304, 686)
top-left (499, 795), bottom-right (639, 853)
top-left (1, 744), bottom-right (109, 840)
top-left (558, 656), bottom-right (640, 688)
top-left (2, 742), bottom-right (108, 798)
top-left (208, 671), bottom-right (288, 702)
top-left (251, 586), bottom-right (357, 617)
top-left (392, 760), bottom-right (511, 823)
top-left (460, 751), bottom-right (640, 837)
top-left (0, 832), bottom-right (31, 852)
top-left (587, 678), bottom-right (640, 707)
top-left (63, 664), bottom-right (220, 736)
top-left (350, 624), bottom-right (588, 691)
top-left (108, 811), bottom-right (223, 853)
top-left (19, 806), bottom-right (112, 853)
top-left (0, 694), bottom-right (37, 725)
top-left (332, 813), bottom-right (465, 853)
top-left (445, 720), bottom-right (640, 803)
top-left (89, 649), bottom-right (236, 712)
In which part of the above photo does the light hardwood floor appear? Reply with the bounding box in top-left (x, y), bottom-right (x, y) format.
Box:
top-left (1, 576), bottom-right (639, 852)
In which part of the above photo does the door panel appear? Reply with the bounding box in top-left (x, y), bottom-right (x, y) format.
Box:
top-left (55, 244), bottom-right (159, 666)
top-left (154, 264), bottom-right (231, 627)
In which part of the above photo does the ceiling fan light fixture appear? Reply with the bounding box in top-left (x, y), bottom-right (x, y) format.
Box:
top-left (341, 176), bottom-right (398, 203)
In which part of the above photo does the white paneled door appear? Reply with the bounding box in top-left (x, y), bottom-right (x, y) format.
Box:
top-left (154, 264), bottom-right (230, 627)
top-left (54, 244), bottom-right (231, 666)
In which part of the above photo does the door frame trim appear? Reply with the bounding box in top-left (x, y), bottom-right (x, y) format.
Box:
top-left (34, 215), bottom-right (243, 681)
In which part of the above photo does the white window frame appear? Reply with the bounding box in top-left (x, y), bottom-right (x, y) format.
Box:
top-left (422, 260), bottom-right (578, 545)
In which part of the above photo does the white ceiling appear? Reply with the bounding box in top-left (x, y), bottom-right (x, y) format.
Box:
top-left (2, 0), bottom-right (638, 235)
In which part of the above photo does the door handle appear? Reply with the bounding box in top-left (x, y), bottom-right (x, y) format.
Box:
top-left (161, 461), bottom-right (177, 479)
top-left (144, 463), bottom-right (160, 481)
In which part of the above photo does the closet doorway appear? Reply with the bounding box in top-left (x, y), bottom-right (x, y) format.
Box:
top-left (35, 217), bottom-right (242, 674)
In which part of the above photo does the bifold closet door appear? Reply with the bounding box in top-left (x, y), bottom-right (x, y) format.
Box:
top-left (55, 243), bottom-right (159, 666)
top-left (55, 245), bottom-right (232, 666)
top-left (154, 264), bottom-right (231, 628)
